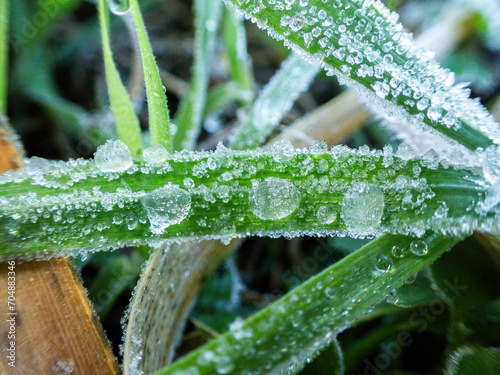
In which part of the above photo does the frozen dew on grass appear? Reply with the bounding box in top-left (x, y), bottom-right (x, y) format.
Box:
top-left (142, 144), bottom-right (169, 165)
top-left (316, 205), bottom-right (338, 225)
top-left (341, 182), bottom-right (385, 235)
top-left (141, 184), bottom-right (192, 234)
top-left (249, 177), bottom-right (300, 220)
top-left (224, 0), bottom-right (500, 152)
top-left (94, 139), bottom-right (133, 173)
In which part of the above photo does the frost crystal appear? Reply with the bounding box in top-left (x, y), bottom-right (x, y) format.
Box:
top-left (249, 177), bottom-right (300, 220)
top-left (142, 144), bottom-right (169, 165)
top-left (94, 140), bottom-right (133, 173)
top-left (341, 182), bottom-right (385, 235)
top-left (141, 184), bottom-right (192, 234)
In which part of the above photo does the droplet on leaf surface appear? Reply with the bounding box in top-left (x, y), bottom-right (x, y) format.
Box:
top-left (341, 182), bottom-right (385, 235)
top-left (94, 140), bottom-right (133, 173)
top-left (249, 177), bottom-right (300, 220)
top-left (141, 184), bottom-right (192, 234)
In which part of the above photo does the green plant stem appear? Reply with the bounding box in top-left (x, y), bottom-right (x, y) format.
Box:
top-left (129, 0), bottom-right (172, 151)
top-left (173, 0), bottom-right (222, 151)
top-left (155, 233), bottom-right (460, 374)
top-left (98, 0), bottom-right (142, 155)
top-left (0, 147), bottom-right (491, 257)
top-left (223, 7), bottom-right (254, 92)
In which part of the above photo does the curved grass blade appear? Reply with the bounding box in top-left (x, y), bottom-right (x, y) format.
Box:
top-left (98, 0), bottom-right (142, 155)
top-left (223, 0), bottom-right (498, 151)
top-left (122, 240), bottom-right (237, 375)
top-left (445, 346), bottom-right (500, 375)
top-left (229, 53), bottom-right (320, 149)
top-left (0, 144), bottom-right (495, 258)
top-left (0, 0), bottom-right (8, 114)
top-left (173, 0), bottom-right (223, 151)
top-left (129, 0), bottom-right (172, 151)
top-left (154, 233), bottom-right (460, 374)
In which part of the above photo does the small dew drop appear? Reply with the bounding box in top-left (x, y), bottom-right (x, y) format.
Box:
top-left (141, 184), bottom-right (192, 234)
top-left (316, 206), bottom-right (337, 225)
top-left (249, 178), bottom-right (300, 220)
top-left (106, 0), bottom-right (130, 15)
top-left (374, 255), bottom-right (393, 273)
top-left (391, 245), bottom-right (404, 258)
top-left (94, 140), bottom-right (133, 173)
top-left (289, 13), bottom-right (306, 32)
top-left (410, 240), bottom-right (428, 256)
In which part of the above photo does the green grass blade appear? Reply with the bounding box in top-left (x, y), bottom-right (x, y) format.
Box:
top-left (230, 53), bottom-right (320, 149)
top-left (223, 0), bottom-right (498, 151)
top-left (129, 0), bottom-right (172, 151)
top-left (173, 0), bottom-right (223, 151)
top-left (98, 0), bottom-right (142, 156)
top-left (204, 81), bottom-right (254, 117)
top-left (0, 0), bottom-right (8, 114)
top-left (154, 233), bottom-right (460, 374)
top-left (445, 346), bottom-right (500, 375)
top-left (223, 7), bottom-right (254, 92)
top-left (0, 145), bottom-right (495, 257)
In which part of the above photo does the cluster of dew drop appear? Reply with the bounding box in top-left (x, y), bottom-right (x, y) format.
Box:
top-left (225, 0), bottom-right (500, 152)
top-left (0, 138), bottom-right (498, 257)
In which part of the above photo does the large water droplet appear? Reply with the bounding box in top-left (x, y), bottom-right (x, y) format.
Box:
top-left (141, 184), bottom-right (191, 234)
top-left (341, 182), bottom-right (385, 235)
top-left (410, 240), bottom-right (428, 256)
top-left (316, 206), bottom-right (337, 225)
top-left (94, 140), bottom-right (133, 173)
top-left (249, 178), bottom-right (300, 220)
top-left (374, 255), bottom-right (393, 273)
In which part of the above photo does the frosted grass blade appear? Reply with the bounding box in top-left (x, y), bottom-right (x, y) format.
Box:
top-left (0, 0), bottom-right (8, 114)
top-left (154, 233), bottom-right (460, 374)
top-left (129, 0), bottom-right (172, 151)
top-left (230, 53), bottom-right (320, 149)
top-left (204, 81), bottom-right (254, 117)
top-left (223, 8), bottom-right (254, 92)
top-left (173, 0), bottom-right (222, 151)
top-left (223, 0), bottom-right (498, 151)
top-left (98, 0), bottom-right (142, 155)
top-left (0, 144), bottom-right (496, 258)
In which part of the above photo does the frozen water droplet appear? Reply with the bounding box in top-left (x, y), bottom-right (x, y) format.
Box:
top-left (410, 240), bottom-right (428, 256)
top-left (94, 140), bottom-right (133, 173)
top-left (316, 206), bottom-right (337, 225)
top-left (229, 318), bottom-right (253, 340)
top-left (391, 246), bottom-right (405, 258)
top-left (324, 286), bottom-right (335, 299)
top-left (386, 290), bottom-right (399, 304)
top-left (249, 178), bottom-right (300, 220)
top-left (289, 13), bottom-right (305, 32)
top-left (141, 184), bottom-right (191, 234)
top-left (374, 255), bottom-right (393, 273)
top-left (142, 144), bottom-right (169, 165)
top-left (341, 183), bottom-right (385, 235)
top-left (215, 355), bottom-right (235, 374)
top-left (107, 0), bottom-right (130, 15)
